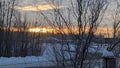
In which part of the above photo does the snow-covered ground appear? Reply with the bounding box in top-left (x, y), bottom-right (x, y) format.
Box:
top-left (0, 43), bottom-right (58, 68)
top-left (0, 56), bottom-right (55, 68)
top-left (0, 43), bottom-right (120, 68)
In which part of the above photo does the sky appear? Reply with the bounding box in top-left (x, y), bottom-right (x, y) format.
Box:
top-left (15, 0), bottom-right (71, 11)
top-left (14, 0), bottom-right (118, 27)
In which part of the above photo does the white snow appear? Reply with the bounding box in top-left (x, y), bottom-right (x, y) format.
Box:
top-left (0, 56), bottom-right (46, 65)
top-left (0, 56), bottom-right (56, 68)
top-left (0, 43), bottom-right (71, 67)
top-left (102, 49), bottom-right (114, 57)
top-left (0, 43), bottom-right (118, 68)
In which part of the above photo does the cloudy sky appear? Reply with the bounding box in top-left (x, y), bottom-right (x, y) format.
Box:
top-left (15, 0), bottom-right (71, 11)
top-left (14, 0), bottom-right (118, 27)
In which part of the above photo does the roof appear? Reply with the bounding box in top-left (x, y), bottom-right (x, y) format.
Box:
top-left (102, 49), bottom-right (115, 58)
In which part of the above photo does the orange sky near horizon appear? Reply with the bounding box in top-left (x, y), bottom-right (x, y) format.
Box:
top-left (27, 26), bottom-right (119, 38)
top-left (2, 25), bottom-right (119, 38)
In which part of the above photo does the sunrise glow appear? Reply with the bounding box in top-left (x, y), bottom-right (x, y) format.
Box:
top-left (29, 27), bottom-right (47, 33)
top-left (3, 26), bottom-right (119, 38)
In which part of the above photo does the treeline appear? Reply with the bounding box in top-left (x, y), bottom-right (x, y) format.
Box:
top-left (0, 30), bottom-right (44, 57)
top-left (0, 0), bottom-right (43, 57)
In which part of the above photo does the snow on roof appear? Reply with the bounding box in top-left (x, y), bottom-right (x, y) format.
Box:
top-left (90, 43), bottom-right (115, 58)
top-left (102, 49), bottom-right (115, 58)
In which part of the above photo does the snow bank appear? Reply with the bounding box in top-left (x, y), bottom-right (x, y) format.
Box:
top-left (0, 56), bottom-right (47, 66)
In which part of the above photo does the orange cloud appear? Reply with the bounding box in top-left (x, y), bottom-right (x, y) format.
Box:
top-left (15, 3), bottom-right (63, 11)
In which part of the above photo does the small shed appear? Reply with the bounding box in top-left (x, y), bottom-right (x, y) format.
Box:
top-left (102, 50), bottom-right (116, 68)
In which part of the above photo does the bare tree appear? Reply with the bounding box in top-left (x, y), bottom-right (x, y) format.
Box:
top-left (107, 0), bottom-right (120, 51)
top-left (41, 0), bottom-right (108, 68)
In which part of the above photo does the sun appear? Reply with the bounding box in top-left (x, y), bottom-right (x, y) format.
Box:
top-left (29, 27), bottom-right (47, 33)
top-left (42, 28), bottom-right (47, 33)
